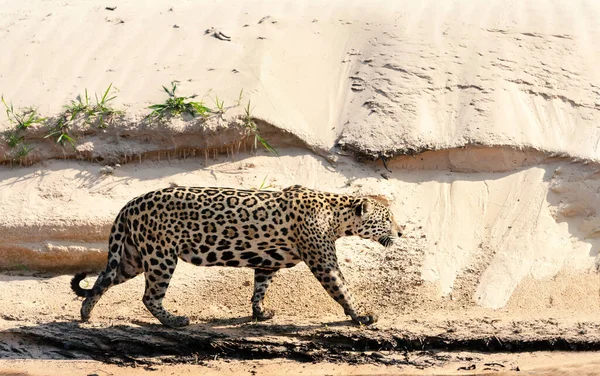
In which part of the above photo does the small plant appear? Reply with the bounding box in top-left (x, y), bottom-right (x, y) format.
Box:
top-left (15, 142), bottom-right (34, 159)
top-left (2, 96), bottom-right (46, 130)
top-left (258, 175), bottom-right (271, 190)
top-left (5, 132), bottom-right (23, 148)
top-left (64, 89), bottom-right (91, 121)
top-left (93, 83), bottom-right (120, 127)
top-left (45, 117), bottom-right (76, 147)
top-left (234, 88), bottom-right (244, 106)
top-left (64, 83), bottom-right (120, 128)
top-left (213, 94), bottom-right (225, 114)
top-left (243, 100), bottom-right (278, 155)
top-left (148, 82), bottom-right (211, 119)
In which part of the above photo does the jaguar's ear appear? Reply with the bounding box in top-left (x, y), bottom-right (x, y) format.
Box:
top-left (354, 199), bottom-right (372, 217)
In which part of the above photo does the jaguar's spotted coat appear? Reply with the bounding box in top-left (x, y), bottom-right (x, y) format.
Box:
top-left (71, 185), bottom-right (403, 327)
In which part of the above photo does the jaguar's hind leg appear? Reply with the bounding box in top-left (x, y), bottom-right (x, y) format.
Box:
top-left (142, 250), bottom-right (189, 327)
top-left (79, 272), bottom-right (108, 322)
top-left (80, 239), bottom-right (143, 321)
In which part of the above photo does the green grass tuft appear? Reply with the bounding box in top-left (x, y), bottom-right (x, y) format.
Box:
top-left (2, 96), bottom-right (46, 130)
top-left (15, 142), bottom-right (34, 159)
top-left (64, 83), bottom-right (120, 128)
top-left (5, 132), bottom-right (23, 148)
top-left (148, 82), bottom-right (211, 119)
top-left (243, 100), bottom-right (278, 155)
top-left (213, 94), bottom-right (225, 114)
top-left (45, 116), bottom-right (76, 148)
top-left (235, 88), bottom-right (244, 106)
top-left (93, 83), bottom-right (120, 127)
top-left (64, 88), bottom-right (91, 120)
top-left (258, 175), bottom-right (272, 190)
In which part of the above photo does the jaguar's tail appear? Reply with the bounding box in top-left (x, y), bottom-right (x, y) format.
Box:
top-left (70, 211), bottom-right (128, 299)
top-left (70, 272), bottom-right (93, 297)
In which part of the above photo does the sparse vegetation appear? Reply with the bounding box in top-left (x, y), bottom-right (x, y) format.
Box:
top-left (2, 96), bottom-right (46, 130)
top-left (64, 88), bottom-right (91, 121)
top-left (235, 88), bottom-right (244, 106)
top-left (5, 132), bottom-right (23, 149)
top-left (15, 142), bottom-right (34, 159)
top-left (258, 175), bottom-right (272, 190)
top-left (45, 117), bottom-right (76, 147)
top-left (64, 83), bottom-right (120, 128)
top-left (43, 84), bottom-right (120, 148)
top-left (1, 96), bottom-right (44, 162)
top-left (148, 82), bottom-right (211, 119)
top-left (243, 100), bottom-right (278, 155)
top-left (1, 83), bottom-right (279, 165)
top-left (92, 83), bottom-right (121, 127)
top-left (213, 94), bottom-right (225, 115)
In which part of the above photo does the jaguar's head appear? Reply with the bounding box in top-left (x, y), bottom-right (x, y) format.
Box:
top-left (347, 198), bottom-right (403, 247)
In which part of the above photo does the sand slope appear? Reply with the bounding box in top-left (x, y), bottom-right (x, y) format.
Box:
top-left (2, 0), bottom-right (600, 156)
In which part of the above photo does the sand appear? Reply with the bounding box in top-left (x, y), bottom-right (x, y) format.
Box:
top-left (1, 0), bottom-right (599, 374)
